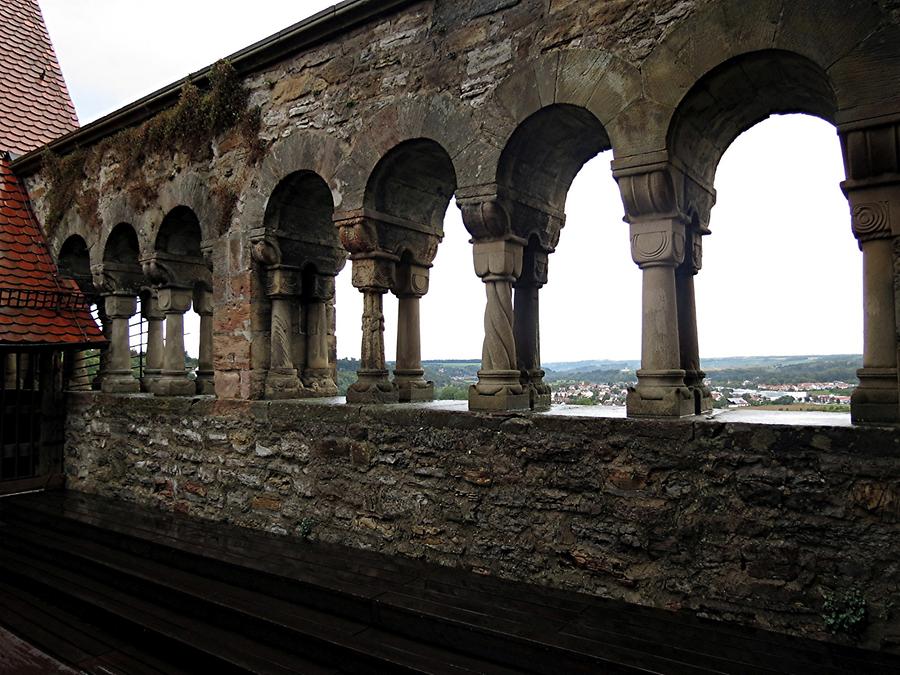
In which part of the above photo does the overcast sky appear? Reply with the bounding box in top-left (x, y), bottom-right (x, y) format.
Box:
top-left (39, 1), bottom-right (861, 362)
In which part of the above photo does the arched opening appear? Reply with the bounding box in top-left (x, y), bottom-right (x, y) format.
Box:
top-left (149, 207), bottom-right (210, 396)
top-left (57, 235), bottom-right (93, 293)
top-left (57, 235), bottom-right (101, 390)
top-left (666, 50), bottom-right (860, 418)
top-left (259, 171), bottom-right (345, 399)
top-left (342, 139), bottom-right (457, 403)
top-left (477, 104), bottom-right (625, 410)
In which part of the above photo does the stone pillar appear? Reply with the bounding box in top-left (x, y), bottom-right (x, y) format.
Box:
top-left (347, 255), bottom-right (398, 404)
top-left (141, 292), bottom-right (165, 393)
top-left (393, 263), bottom-right (433, 402)
top-left (92, 301), bottom-right (110, 390)
top-left (626, 219), bottom-right (694, 417)
top-left (676, 226), bottom-right (713, 414)
top-left (302, 274), bottom-right (338, 396)
top-left (154, 287), bottom-right (196, 397)
top-left (193, 286), bottom-right (215, 395)
top-left (514, 244), bottom-right (550, 410)
top-left (469, 239), bottom-right (530, 411)
top-left (101, 294), bottom-right (140, 393)
top-left (848, 203), bottom-right (898, 423)
top-left (841, 118), bottom-right (900, 424)
top-left (264, 267), bottom-right (301, 399)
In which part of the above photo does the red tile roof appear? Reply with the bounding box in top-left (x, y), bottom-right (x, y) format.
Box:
top-left (0, 153), bottom-right (104, 347)
top-left (0, 0), bottom-right (79, 156)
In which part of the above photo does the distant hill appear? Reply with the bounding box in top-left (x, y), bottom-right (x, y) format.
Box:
top-left (335, 354), bottom-right (864, 394)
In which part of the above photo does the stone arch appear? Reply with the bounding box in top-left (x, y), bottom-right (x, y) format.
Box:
top-left (667, 49), bottom-right (838, 187)
top-left (57, 234), bottom-right (94, 295)
top-left (263, 170), bottom-right (341, 259)
top-left (474, 49), bottom-right (642, 189)
top-left (335, 95), bottom-right (475, 213)
top-left (243, 130), bottom-right (348, 232)
top-left (363, 138), bottom-right (457, 240)
top-left (636, 0), bottom-right (900, 158)
top-left (153, 172), bottom-right (221, 243)
top-left (96, 222), bottom-right (144, 294)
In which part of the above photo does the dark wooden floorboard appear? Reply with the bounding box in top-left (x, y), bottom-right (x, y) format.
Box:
top-left (2, 489), bottom-right (899, 675)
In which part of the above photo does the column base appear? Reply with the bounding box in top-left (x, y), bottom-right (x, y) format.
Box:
top-left (394, 369), bottom-right (434, 402)
top-left (154, 375), bottom-right (198, 397)
top-left (141, 372), bottom-right (161, 394)
top-left (627, 369), bottom-right (694, 418)
top-left (347, 370), bottom-right (399, 404)
top-left (468, 370), bottom-right (530, 411)
top-left (195, 371), bottom-right (215, 396)
top-left (265, 369), bottom-right (302, 400)
top-left (101, 373), bottom-right (140, 394)
top-left (684, 370), bottom-right (713, 414)
top-left (522, 370), bottom-right (551, 410)
top-left (851, 367), bottom-right (899, 424)
top-left (301, 368), bottom-right (339, 397)
top-left (396, 380), bottom-right (434, 403)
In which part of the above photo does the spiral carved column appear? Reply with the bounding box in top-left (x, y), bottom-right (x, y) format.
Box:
top-left (264, 267), bottom-right (302, 400)
top-left (347, 255), bottom-right (398, 404)
top-left (469, 239), bottom-right (529, 411)
top-left (301, 274), bottom-right (338, 397)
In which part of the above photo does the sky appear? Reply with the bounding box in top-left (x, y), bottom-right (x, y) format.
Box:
top-left (39, 1), bottom-right (862, 362)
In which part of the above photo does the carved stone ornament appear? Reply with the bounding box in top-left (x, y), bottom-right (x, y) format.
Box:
top-left (335, 215), bottom-right (380, 255)
top-left (250, 236), bottom-right (282, 267)
top-left (630, 221), bottom-right (686, 268)
top-left (459, 198), bottom-right (511, 240)
top-left (394, 264), bottom-right (430, 298)
top-left (265, 266), bottom-right (298, 298)
top-left (851, 201), bottom-right (891, 241)
top-left (351, 255), bottom-right (396, 291)
top-left (617, 168), bottom-right (679, 222)
top-left (472, 238), bottom-right (524, 281)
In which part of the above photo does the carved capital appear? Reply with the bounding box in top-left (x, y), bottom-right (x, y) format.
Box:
top-left (394, 264), bottom-right (430, 298)
top-left (351, 255), bottom-right (396, 292)
top-left (473, 239), bottom-right (524, 282)
top-left (616, 167), bottom-right (682, 222)
top-left (515, 247), bottom-right (549, 288)
top-left (104, 293), bottom-right (137, 320)
top-left (157, 286), bottom-right (193, 314)
top-left (265, 266), bottom-right (298, 298)
top-left (141, 292), bottom-right (165, 321)
top-left (192, 287), bottom-right (214, 316)
top-left (630, 220), bottom-right (685, 268)
top-left (250, 236), bottom-right (282, 267)
top-left (851, 201), bottom-right (892, 242)
top-left (335, 215), bottom-right (380, 255)
top-left (840, 119), bottom-right (900, 185)
top-left (306, 273), bottom-right (336, 302)
top-left (91, 262), bottom-right (144, 295)
top-left (459, 198), bottom-right (511, 240)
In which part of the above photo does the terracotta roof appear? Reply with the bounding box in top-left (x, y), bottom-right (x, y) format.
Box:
top-left (0, 153), bottom-right (104, 347)
top-left (0, 0), bottom-right (79, 157)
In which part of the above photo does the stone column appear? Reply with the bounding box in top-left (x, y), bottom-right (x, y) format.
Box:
top-left (92, 301), bottom-right (110, 390)
top-left (626, 219), bottom-right (694, 417)
top-left (675, 226), bottom-right (713, 414)
top-left (848, 202), bottom-right (898, 423)
top-left (514, 244), bottom-right (550, 410)
top-left (302, 274), bottom-right (338, 396)
top-left (393, 263), bottom-right (433, 402)
top-left (469, 239), bottom-right (530, 411)
top-left (141, 292), bottom-right (165, 393)
top-left (264, 267), bottom-right (301, 399)
top-left (347, 255), bottom-right (398, 404)
top-left (154, 287), bottom-right (196, 397)
top-left (193, 286), bottom-right (215, 395)
top-left (841, 118), bottom-right (900, 424)
top-left (101, 294), bottom-right (140, 393)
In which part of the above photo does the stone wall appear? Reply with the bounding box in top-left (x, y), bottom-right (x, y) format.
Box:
top-left (64, 392), bottom-right (900, 650)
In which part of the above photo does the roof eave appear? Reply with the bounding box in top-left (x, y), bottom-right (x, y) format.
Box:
top-left (10, 0), bottom-right (415, 176)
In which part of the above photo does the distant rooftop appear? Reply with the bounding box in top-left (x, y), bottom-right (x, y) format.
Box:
top-left (0, 0), bottom-right (78, 156)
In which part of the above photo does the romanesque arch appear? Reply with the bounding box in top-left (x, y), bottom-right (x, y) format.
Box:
top-left (339, 137), bottom-right (456, 403)
top-left (253, 170), bottom-right (346, 399)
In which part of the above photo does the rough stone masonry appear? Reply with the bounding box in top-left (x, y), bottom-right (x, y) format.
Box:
top-left (66, 394), bottom-right (900, 650)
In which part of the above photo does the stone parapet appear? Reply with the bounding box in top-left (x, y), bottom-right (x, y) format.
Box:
top-left (65, 393), bottom-right (900, 652)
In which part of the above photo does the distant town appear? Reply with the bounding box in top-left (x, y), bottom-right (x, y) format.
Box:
top-left (334, 354), bottom-right (861, 412)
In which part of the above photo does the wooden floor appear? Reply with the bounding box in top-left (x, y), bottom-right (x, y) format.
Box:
top-left (0, 490), bottom-right (897, 674)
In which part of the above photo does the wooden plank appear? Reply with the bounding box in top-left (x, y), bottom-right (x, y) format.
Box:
top-left (0, 624), bottom-right (78, 675)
